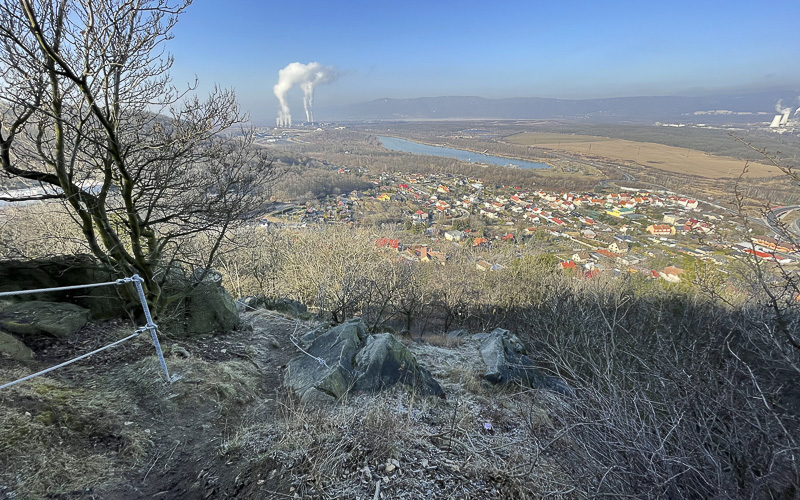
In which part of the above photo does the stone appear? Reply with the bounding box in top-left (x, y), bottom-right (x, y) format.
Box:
top-left (284, 318), bottom-right (368, 404)
top-left (0, 330), bottom-right (34, 361)
top-left (446, 329), bottom-right (469, 339)
top-left (479, 328), bottom-right (573, 396)
top-left (353, 333), bottom-right (443, 397)
top-left (0, 255), bottom-right (128, 320)
top-left (264, 298), bottom-right (308, 317)
top-left (284, 318), bottom-right (444, 404)
top-left (0, 301), bottom-right (89, 339)
top-left (178, 269), bottom-right (240, 337)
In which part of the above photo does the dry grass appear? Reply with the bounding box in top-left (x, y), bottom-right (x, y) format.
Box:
top-left (0, 350), bottom-right (265, 499)
top-left (508, 132), bottom-right (782, 178)
top-left (0, 366), bottom-right (150, 498)
top-left (252, 386), bottom-right (575, 499)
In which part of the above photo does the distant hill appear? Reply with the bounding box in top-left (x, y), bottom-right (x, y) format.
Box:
top-left (315, 90), bottom-right (800, 124)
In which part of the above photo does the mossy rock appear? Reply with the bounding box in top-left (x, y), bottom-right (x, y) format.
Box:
top-left (284, 319), bottom-right (444, 404)
top-left (0, 301), bottom-right (89, 339)
top-left (0, 255), bottom-right (128, 320)
top-left (164, 269), bottom-right (240, 337)
top-left (0, 330), bottom-right (34, 361)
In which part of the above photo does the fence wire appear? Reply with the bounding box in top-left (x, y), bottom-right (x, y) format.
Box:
top-left (0, 274), bottom-right (175, 390)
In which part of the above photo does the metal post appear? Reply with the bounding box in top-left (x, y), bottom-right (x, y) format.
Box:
top-left (131, 274), bottom-right (174, 383)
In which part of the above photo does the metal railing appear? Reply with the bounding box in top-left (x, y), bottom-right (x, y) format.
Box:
top-left (0, 274), bottom-right (176, 390)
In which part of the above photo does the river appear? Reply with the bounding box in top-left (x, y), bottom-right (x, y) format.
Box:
top-left (377, 136), bottom-right (550, 170)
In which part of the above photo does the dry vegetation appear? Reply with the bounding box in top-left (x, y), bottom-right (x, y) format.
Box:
top-left (507, 132), bottom-right (783, 178)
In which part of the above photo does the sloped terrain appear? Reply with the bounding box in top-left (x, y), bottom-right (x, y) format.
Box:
top-left (1, 312), bottom-right (580, 499)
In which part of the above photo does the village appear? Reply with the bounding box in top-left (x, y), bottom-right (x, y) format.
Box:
top-left (261, 164), bottom-right (798, 284)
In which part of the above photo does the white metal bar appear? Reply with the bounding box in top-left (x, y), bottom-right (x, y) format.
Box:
top-left (0, 277), bottom-right (135, 297)
top-left (0, 329), bottom-right (144, 390)
top-left (130, 274), bottom-right (173, 382)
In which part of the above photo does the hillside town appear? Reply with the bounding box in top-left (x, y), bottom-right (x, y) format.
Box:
top-left (260, 165), bottom-right (798, 284)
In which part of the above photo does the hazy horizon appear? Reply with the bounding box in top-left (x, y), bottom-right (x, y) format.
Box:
top-left (168, 1), bottom-right (800, 123)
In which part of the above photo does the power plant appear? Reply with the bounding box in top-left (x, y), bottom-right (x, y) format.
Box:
top-left (273, 62), bottom-right (337, 128)
top-left (768, 99), bottom-right (798, 130)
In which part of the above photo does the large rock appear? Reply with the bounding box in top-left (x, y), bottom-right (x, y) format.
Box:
top-left (284, 319), bottom-right (444, 404)
top-left (0, 330), bottom-right (34, 361)
top-left (353, 333), bottom-right (443, 396)
top-left (0, 301), bottom-right (89, 339)
top-left (181, 269), bottom-right (240, 337)
top-left (479, 328), bottom-right (573, 396)
top-left (0, 255), bottom-right (127, 320)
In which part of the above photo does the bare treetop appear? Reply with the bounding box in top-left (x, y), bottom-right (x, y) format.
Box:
top-left (0, 0), bottom-right (280, 311)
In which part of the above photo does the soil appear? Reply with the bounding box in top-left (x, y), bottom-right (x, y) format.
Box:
top-left (1, 311), bottom-right (305, 499)
top-left (1, 311), bottom-right (567, 499)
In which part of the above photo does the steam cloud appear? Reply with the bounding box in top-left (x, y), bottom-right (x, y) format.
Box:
top-left (273, 62), bottom-right (337, 127)
top-left (775, 99), bottom-right (792, 115)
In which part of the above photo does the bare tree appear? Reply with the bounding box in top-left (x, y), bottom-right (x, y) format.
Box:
top-left (0, 0), bottom-right (279, 312)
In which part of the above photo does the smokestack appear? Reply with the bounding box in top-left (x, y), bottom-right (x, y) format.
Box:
top-left (780, 110), bottom-right (791, 126)
top-left (273, 62), bottom-right (337, 127)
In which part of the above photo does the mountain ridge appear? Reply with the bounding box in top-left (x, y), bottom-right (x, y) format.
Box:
top-left (315, 90), bottom-right (800, 123)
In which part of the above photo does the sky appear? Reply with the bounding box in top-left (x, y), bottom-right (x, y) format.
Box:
top-left (168, 0), bottom-right (800, 124)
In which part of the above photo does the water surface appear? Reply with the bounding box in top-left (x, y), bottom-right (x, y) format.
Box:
top-left (378, 136), bottom-right (550, 170)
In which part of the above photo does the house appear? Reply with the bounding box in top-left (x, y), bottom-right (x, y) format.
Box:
top-left (476, 260), bottom-right (499, 272)
top-left (472, 237), bottom-right (489, 247)
top-left (411, 245), bottom-right (430, 261)
top-left (660, 266), bottom-right (685, 283)
top-left (572, 252), bottom-right (592, 263)
top-left (663, 212), bottom-right (679, 224)
top-left (647, 224), bottom-right (676, 236)
top-left (751, 236), bottom-right (796, 254)
top-left (608, 241), bottom-right (629, 254)
top-left (444, 230), bottom-right (464, 242)
top-left (375, 238), bottom-right (400, 250)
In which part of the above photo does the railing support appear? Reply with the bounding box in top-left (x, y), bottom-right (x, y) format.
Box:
top-left (130, 274), bottom-right (175, 383)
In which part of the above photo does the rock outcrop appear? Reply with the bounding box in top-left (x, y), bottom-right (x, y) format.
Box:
top-left (0, 330), bottom-right (34, 361)
top-left (0, 301), bottom-right (89, 339)
top-left (178, 269), bottom-right (240, 337)
top-left (479, 328), bottom-right (573, 396)
top-left (0, 255), bottom-right (127, 320)
top-left (284, 318), bottom-right (444, 404)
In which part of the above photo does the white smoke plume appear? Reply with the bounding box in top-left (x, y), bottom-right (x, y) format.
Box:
top-left (273, 62), bottom-right (337, 127)
top-left (775, 99), bottom-right (792, 114)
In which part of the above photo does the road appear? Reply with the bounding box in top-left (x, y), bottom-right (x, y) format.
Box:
top-left (765, 206), bottom-right (800, 238)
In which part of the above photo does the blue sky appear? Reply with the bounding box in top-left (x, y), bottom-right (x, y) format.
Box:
top-left (168, 0), bottom-right (800, 123)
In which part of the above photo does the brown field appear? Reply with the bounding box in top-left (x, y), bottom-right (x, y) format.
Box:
top-left (506, 132), bottom-right (783, 179)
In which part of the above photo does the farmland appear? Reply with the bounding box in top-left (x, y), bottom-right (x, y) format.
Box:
top-left (506, 132), bottom-right (783, 178)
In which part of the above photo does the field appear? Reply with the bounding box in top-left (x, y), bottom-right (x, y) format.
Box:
top-left (506, 132), bottom-right (783, 179)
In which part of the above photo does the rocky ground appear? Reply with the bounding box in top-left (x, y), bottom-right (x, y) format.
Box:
top-left (1, 310), bottom-right (579, 499)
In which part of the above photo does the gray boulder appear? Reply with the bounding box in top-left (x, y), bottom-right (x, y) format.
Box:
top-left (0, 330), bottom-right (34, 361)
top-left (353, 333), bottom-right (443, 397)
top-left (479, 328), bottom-right (573, 396)
top-left (181, 269), bottom-right (239, 337)
top-left (0, 301), bottom-right (89, 339)
top-left (284, 318), bottom-right (367, 403)
top-left (446, 329), bottom-right (469, 339)
top-left (0, 255), bottom-right (127, 320)
top-left (284, 319), bottom-right (444, 404)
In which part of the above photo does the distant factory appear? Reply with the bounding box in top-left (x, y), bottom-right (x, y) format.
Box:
top-left (767, 99), bottom-right (799, 131)
top-left (769, 110), bottom-right (792, 128)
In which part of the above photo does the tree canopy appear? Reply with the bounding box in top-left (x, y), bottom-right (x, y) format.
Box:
top-left (0, 0), bottom-right (278, 310)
